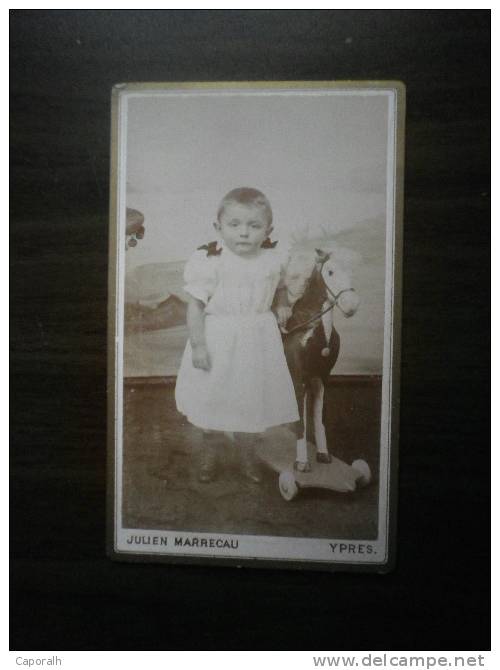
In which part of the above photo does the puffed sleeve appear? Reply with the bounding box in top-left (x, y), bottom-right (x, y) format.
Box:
top-left (183, 249), bottom-right (218, 304)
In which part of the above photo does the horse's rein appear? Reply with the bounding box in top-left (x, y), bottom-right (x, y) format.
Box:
top-left (281, 262), bottom-right (356, 336)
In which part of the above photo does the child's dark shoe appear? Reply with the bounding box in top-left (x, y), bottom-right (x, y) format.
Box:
top-left (240, 447), bottom-right (262, 484)
top-left (198, 462), bottom-right (216, 483)
top-left (316, 452), bottom-right (332, 464)
top-left (198, 443), bottom-right (217, 483)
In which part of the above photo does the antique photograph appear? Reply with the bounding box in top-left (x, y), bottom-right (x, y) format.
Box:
top-left (108, 81), bottom-right (404, 570)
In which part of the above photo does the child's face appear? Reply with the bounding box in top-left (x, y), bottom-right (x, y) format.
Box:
top-left (215, 202), bottom-right (272, 256)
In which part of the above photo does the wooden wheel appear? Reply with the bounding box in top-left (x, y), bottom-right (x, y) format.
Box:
top-left (352, 459), bottom-right (372, 487)
top-left (279, 470), bottom-right (299, 501)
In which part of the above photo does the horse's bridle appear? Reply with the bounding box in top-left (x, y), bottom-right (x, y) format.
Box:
top-left (282, 260), bottom-right (356, 336)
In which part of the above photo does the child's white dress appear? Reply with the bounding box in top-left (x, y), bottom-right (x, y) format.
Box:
top-left (175, 243), bottom-right (299, 433)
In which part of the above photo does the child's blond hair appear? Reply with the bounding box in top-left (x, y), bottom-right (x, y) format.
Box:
top-left (217, 187), bottom-right (273, 226)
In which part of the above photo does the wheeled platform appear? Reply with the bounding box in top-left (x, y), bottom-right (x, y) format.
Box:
top-left (256, 440), bottom-right (371, 501)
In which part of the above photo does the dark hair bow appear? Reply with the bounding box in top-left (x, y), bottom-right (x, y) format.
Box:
top-left (197, 241), bottom-right (223, 256)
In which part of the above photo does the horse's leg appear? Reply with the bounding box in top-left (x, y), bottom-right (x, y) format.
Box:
top-left (284, 333), bottom-right (310, 472)
top-left (296, 389), bottom-right (309, 470)
top-left (290, 381), bottom-right (310, 472)
top-left (310, 377), bottom-right (332, 463)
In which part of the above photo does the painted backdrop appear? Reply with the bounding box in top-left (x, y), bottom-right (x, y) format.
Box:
top-left (122, 89), bottom-right (391, 376)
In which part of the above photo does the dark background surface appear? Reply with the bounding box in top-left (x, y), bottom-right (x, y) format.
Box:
top-left (10, 10), bottom-right (490, 650)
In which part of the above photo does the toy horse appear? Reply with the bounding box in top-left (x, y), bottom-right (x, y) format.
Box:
top-left (282, 248), bottom-right (361, 472)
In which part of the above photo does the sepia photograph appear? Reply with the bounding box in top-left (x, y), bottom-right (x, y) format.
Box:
top-left (108, 81), bottom-right (404, 570)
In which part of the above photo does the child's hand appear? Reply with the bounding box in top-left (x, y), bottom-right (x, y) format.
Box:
top-left (192, 344), bottom-right (211, 371)
top-left (275, 305), bottom-right (292, 330)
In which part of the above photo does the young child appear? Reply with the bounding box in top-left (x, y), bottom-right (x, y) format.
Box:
top-left (175, 187), bottom-right (299, 483)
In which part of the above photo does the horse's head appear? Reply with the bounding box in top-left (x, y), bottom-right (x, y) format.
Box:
top-left (284, 246), bottom-right (361, 317)
top-left (316, 248), bottom-right (361, 318)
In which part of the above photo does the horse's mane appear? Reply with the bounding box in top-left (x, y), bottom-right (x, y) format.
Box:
top-left (288, 243), bottom-right (361, 269)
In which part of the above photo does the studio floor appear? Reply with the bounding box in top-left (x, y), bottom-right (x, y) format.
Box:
top-left (122, 377), bottom-right (382, 540)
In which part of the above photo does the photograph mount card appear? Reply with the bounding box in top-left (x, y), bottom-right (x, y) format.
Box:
top-left (107, 81), bottom-right (405, 571)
